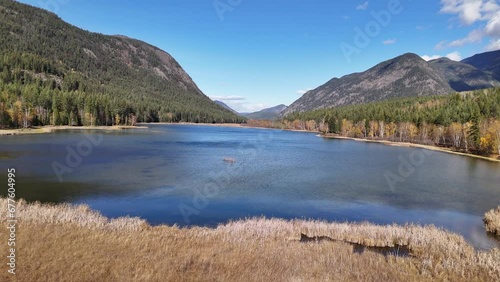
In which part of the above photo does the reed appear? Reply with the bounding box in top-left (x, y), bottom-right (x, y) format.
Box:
top-left (1, 198), bottom-right (498, 282)
top-left (484, 206), bottom-right (500, 236)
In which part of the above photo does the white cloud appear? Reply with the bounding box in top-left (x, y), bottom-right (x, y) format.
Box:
top-left (296, 89), bottom-right (313, 95)
top-left (435, 40), bottom-right (447, 50)
top-left (485, 10), bottom-right (500, 36)
top-left (229, 101), bottom-right (269, 113)
top-left (486, 38), bottom-right (500, 50)
top-left (420, 51), bottom-right (462, 61)
top-left (448, 29), bottom-right (484, 47)
top-left (421, 55), bottom-right (441, 61)
top-left (439, 0), bottom-right (500, 50)
top-left (210, 95), bottom-right (246, 101)
top-left (211, 96), bottom-right (269, 112)
top-left (356, 1), bottom-right (369, 10)
top-left (440, 0), bottom-right (483, 25)
top-left (383, 39), bottom-right (396, 45)
top-left (446, 51), bottom-right (462, 60)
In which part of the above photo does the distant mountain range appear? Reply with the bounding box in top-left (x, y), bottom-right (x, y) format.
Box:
top-left (241, 104), bottom-right (288, 120)
top-left (213, 101), bottom-right (288, 120)
top-left (214, 100), bottom-right (239, 114)
top-left (283, 51), bottom-right (500, 116)
top-left (461, 50), bottom-right (500, 81)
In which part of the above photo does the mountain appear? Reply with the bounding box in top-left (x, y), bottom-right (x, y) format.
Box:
top-left (283, 52), bottom-right (500, 116)
top-left (242, 104), bottom-right (288, 120)
top-left (283, 53), bottom-right (453, 115)
top-left (428, 57), bottom-right (499, 92)
top-left (214, 100), bottom-right (238, 114)
top-left (0, 0), bottom-right (243, 127)
top-left (461, 50), bottom-right (500, 81)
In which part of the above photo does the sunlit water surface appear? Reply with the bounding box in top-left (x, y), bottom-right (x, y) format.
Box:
top-left (1, 124), bottom-right (499, 249)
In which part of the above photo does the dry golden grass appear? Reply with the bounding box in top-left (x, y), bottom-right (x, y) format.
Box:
top-left (1, 198), bottom-right (499, 282)
top-left (485, 206), bottom-right (500, 237)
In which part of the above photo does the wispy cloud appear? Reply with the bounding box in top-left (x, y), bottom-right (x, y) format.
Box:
top-left (296, 89), bottom-right (313, 95)
top-left (439, 0), bottom-right (500, 50)
top-left (440, 0), bottom-right (497, 25)
top-left (448, 29), bottom-right (484, 47)
top-left (210, 95), bottom-right (246, 101)
top-left (416, 24), bottom-right (433, 31)
top-left (486, 38), bottom-right (500, 50)
top-left (435, 40), bottom-right (447, 50)
top-left (421, 55), bottom-right (441, 61)
top-left (229, 101), bottom-right (269, 113)
top-left (421, 51), bottom-right (462, 61)
top-left (382, 39), bottom-right (396, 45)
top-left (446, 51), bottom-right (462, 61)
top-left (356, 1), bottom-right (369, 10)
top-left (211, 96), bottom-right (269, 112)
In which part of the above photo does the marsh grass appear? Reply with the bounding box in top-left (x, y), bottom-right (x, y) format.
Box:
top-left (484, 206), bottom-right (500, 236)
top-left (1, 198), bottom-right (499, 282)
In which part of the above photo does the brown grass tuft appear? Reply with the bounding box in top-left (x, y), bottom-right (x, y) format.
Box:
top-left (1, 198), bottom-right (499, 282)
top-left (484, 206), bottom-right (500, 236)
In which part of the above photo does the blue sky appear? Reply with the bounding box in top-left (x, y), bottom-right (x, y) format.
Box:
top-left (17, 0), bottom-right (500, 112)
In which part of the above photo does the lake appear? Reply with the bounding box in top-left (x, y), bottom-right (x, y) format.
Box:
top-left (1, 124), bottom-right (499, 249)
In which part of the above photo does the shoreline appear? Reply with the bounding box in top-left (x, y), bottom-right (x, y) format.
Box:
top-left (0, 125), bottom-right (148, 136)
top-left (322, 134), bottom-right (500, 163)
top-left (168, 123), bottom-right (500, 163)
top-left (1, 198), bottom-right (499, 281)
top-left (2, 123), bottom-right (499, 163)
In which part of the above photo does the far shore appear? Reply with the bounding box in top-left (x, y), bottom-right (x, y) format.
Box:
top-left (2, 123), bottom-right (499, 163)
top-left (142, 122), bottom-right (293, 131)
top-left (0, 125), bottom-right (148, 136)
top-left (146, 122), bottom-right (246, 128)
top-left (323, 134), bottom-right (500, 163)
top-left (167, 122), bottom-right (500, 163)
top-left (165, 122), bottom-right (500, 163)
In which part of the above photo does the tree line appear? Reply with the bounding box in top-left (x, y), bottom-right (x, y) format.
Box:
top-left (0, 1), bottom-right (244, 128)
top-left (249, 89), bottom-right (500, 156)
top-left (0, 51), bottom-right (245, 128)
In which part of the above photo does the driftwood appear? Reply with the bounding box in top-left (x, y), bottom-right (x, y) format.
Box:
top-left (223, 157), bottom-right (236, 163)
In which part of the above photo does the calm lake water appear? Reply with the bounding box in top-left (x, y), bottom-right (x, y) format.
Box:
top-left (1, 124), bottom-right (499, 249)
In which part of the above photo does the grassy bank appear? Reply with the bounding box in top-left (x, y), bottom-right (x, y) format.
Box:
top-left (1, 198), bottom-right (499, 281)
top-left (485, 207), bottom-right (500, 237)
top-left (0, 125), bottom-right (148, 136)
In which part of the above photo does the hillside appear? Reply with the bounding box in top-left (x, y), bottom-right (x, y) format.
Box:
top-left (242, 104), bottom-right (288, 120)
top-left (0, 0), bottom-right (243, 128)
top-left (283, 52), bottom-right (500, 115)
top-left (461, 50), bottom-right (500, 81)
top-left (429, 57), bottom-right (499, 91)
top-left (214, 100), bottom-right (239, 114)
top-left (283, 53), bottom-right (453, 115)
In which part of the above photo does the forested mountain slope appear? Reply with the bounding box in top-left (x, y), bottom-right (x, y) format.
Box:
top-left (283, 53), bottom-right (454, 115)
top-left (461, 50), bottom-right (500, 81)
top-left (284, 52), bottom-right (500, 116)
top-left (0, 0), bottom-right (244, 128)
top-left (242, 104), bottom-right (288, 120)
